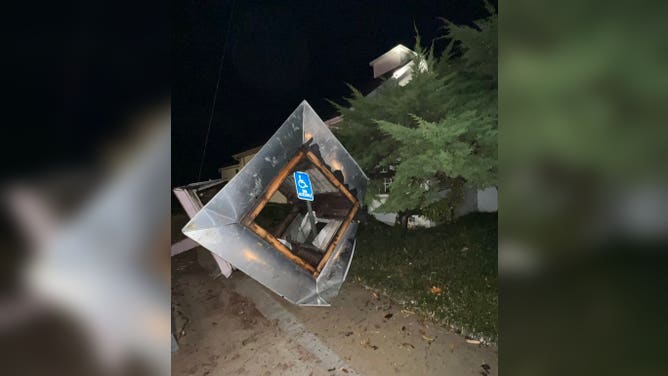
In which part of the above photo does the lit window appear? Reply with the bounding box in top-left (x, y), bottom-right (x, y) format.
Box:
top-left (382, 177), bottom-right (393, 193)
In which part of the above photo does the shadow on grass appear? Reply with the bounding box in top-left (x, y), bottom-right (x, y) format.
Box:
top-left (349, 212), bottom-right (498, 342)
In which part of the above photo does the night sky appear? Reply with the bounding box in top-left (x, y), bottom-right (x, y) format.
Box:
top-left (172, 0), bottom-right (492, 185)
top-left (4, 0), bottom-right (169, 177)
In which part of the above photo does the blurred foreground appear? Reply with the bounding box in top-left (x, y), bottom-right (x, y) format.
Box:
top-left (501, 0), bottom-right (668, 374)
top-left (1, 108), bottom-right (171, 376)
top-left (2, 1), bottom-right (168, 373)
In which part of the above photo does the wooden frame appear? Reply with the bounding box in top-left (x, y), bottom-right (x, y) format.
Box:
top-left (241, 147), bottom-right (359, 277)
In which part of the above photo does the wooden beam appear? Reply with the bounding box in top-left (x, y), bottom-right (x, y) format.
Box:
top-left (316, 201), bottom-right (359, 273)
top-left (242, 146), bottom-right (362, 278)
top-left (305, 151), bottom-right (357, 204)
top-left (247, 222), bottom-right (316, 274)
top-left (242, 149), bottom-right (305, 226)
top-left (312, 192), bottom-right (353, 218)
top-left (274, 206), bottom-right (301, 238)
top-left (304, 150), bottom-right (360, 274)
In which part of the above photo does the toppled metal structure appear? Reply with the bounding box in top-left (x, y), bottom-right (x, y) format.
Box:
top-left (183, 101), bottom-right (368, 306)
top-left (172, 179), bottom-right (233, 277)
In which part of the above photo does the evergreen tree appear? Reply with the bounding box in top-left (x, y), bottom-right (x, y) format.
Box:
top-left (332, 7), bottom-right (497, 224)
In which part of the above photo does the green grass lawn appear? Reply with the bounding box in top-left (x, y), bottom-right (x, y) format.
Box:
top-left (349, 213), bottom-right (498, 342)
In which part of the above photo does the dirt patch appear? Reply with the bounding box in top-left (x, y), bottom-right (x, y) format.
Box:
top-left (171, 243), bottom-right (497, 376)
top-left (277, 279), bottom-right (498, 376)
top-left (224, 290), bottom-right (265, 330)
top-left (171, 251), bottom-right (331, 376)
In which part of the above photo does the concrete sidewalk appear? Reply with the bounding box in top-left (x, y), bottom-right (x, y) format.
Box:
top-left (172, 250), bottom-right (497, 376)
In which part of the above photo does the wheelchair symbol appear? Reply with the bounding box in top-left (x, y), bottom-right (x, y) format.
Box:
top-left (293, 171), bottom-right (313, 201)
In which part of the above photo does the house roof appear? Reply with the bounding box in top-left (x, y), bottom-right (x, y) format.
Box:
top-left (368, 44), bottom-right (414, 65)
top-left (219, 163), bottom-right (240, 172)
top-left (232, 146), bottom-right (263, 160)
top-left (368, 44), bottom-right (416, 78)
top-left (324, 115), bottom-right (343, 127)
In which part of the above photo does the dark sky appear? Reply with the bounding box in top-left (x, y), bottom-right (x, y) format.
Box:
top-left (172, 0), bottom-right (492, 185)
top-left (4, 0), bottom-right (169, 178)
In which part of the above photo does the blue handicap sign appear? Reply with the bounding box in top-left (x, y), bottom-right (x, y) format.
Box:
top-left (293, 171), bottom-right (314, 201)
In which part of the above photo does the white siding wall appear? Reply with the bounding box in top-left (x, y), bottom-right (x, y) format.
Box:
top-left (369, 186), bottom-right (497, 228)
top-left (368, 195), bottom-right (397, 226)
top-left (477, 187), bottom-right (498, 212)
top-left (220, 164), bottom-right (240, 182)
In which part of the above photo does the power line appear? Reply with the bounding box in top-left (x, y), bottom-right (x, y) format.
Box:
top-left (197, 0), bottom-right (237, 180)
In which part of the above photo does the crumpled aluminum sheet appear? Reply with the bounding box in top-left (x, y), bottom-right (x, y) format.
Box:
top-left (182, 101), bottom-right (368, 306)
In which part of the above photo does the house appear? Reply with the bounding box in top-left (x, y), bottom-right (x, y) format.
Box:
top-left (219, 146), bottom-right (287, 203)
top-left (219, 44), bottom-right (497, 226)
top-left (368, 44), bottom-right (423, 88)
top-left (219, 146), bottom-right (262, 182)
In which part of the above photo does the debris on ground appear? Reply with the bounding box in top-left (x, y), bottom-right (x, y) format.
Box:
top-left (421, 335), bottom-right (435, 343)
top-left (241, 334), bottom-right (257, 346)
top-left (178, 317), bottom-right (190, 338)
top-left (360, 338), bottom-right (379, 350)
top-left (400, 342), bottom-right (415, 350)
top-left (172, 247), bottom-right (498, 376)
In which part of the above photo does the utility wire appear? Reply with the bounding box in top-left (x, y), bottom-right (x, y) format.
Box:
top-left (197, 0), bottom-right (237, 180)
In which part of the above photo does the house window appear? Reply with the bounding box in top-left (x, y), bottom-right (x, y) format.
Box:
top-left (382, 177), bottom-right (393, 193)
top-left (421, 179), bottom-right (431, 191)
